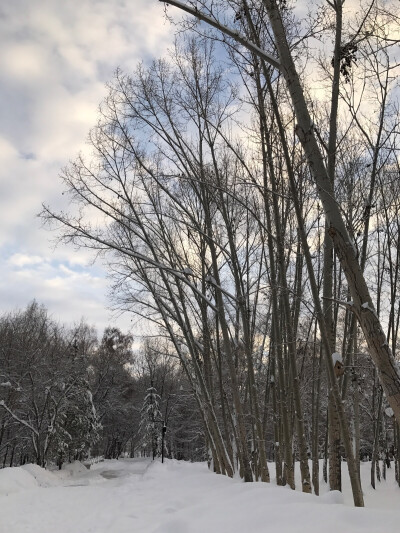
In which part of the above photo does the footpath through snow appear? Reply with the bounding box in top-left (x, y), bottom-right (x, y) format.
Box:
top-left (0, 458), bottom-right (399, 533)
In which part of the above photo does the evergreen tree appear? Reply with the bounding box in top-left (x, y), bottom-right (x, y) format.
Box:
top-left (139, 383), bottom-right (162, 459)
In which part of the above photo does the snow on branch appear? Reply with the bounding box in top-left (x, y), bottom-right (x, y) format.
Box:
top-left (322, 296), bottom-right (355, 310)
top-left (205, 274), bottom-right (239, 303)
top-left (361, 302), bottom-right (379, 318)
top-left (0, 400), bottom-right (39, 436)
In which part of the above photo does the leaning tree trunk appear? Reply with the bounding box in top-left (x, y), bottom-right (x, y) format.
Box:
top-left (261, 0), bottom-right (400, 425)
top-left (161, 0), bottom-right (400, 438)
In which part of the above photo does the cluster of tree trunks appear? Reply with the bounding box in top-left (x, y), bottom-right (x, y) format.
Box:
top-left (37, 0), bottom-right (400, 507)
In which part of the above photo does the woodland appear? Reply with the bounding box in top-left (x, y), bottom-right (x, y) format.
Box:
top-left (2, 0), bottom-right (400, 508)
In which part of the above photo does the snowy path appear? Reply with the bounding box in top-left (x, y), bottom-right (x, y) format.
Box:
top-left (1, 459), bottom-right (400, 533)
top-left (0, 458), bottom-right (153, 533)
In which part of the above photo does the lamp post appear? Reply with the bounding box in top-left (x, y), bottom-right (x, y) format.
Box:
top-left (162, 424), bottom-right (167, 463)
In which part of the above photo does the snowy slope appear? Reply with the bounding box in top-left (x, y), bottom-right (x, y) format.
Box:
top-left (0, 459), bottom-right (399, 533)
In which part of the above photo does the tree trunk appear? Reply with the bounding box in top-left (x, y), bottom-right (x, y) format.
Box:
top-left (261, 0), bottom-right (400, 428)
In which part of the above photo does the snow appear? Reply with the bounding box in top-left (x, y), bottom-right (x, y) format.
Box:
top-left (20, 464), bottom-right (62, 488)
top-left (385, 407), bottom-right (394, 417)
top-left (0, 459), bottom-right (400, 532)
top-left (0, 466), bottom-right (38, 496)
top-left (361, 302), bottom-right (378, 318)
top-left (61, 460), bottom-right (89, 476)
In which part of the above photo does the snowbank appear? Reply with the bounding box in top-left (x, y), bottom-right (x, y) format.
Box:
top-left (142, 460), bottom-right (400, 533)
top-left (0, 458), bottom-right (399, 533)
top-left (0, 463), bottom-right (62, 496)
top-left (0, 461), bottom-right (91, 496)
top-left (21, 464), bottom-right (60, 487)
top-left (139, 460), bottom-right (400, 533)
top-left (60, 460), bottom-right (88, 476)
top-left (0, 466), bottom-right (38, 496)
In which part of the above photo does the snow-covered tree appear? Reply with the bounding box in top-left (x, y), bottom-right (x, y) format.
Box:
top-left (89, 327), bottom-right (138, 459)
top-left (139, 384), bottom-right (162, 460)
top-left (52, 379), bottom-right (101, 467)
top-left (0, 304), bottom-right (100, 467)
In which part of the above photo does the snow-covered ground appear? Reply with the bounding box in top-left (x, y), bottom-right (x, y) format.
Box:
top-left (0, 458), bottom-right (399, 533)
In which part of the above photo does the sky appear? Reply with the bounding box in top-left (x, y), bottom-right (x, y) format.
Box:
top-left (0, 0), bottom-right (173, 335)
top-left (0, 0), bottom-right (384, 337)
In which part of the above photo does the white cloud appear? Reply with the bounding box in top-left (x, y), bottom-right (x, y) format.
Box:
top-left (0, 0), bottom-right (173, 331)
top-left (8, 253), bottom-right (44, 267)
top-left (1, 42), bottom-right (51, 82)
top-left (0, 253), bottom-right (132, 333)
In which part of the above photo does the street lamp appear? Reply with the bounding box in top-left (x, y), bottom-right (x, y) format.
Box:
top-left (162, 424), bottom-right (167, 463)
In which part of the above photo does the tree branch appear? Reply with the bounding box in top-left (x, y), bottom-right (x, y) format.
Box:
top-left (159, 0), bottom-right (281, 70)
top-left (0, 400), bottom-right (39, 436)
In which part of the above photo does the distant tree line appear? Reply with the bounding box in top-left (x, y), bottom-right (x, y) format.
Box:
top-left (0, 302), bottom-right (203, 469)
